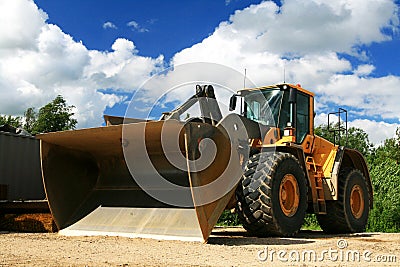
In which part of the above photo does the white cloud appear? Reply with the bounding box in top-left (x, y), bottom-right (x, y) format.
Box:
top-left (86, 38), bottom-right (164, 90)
top-left (229, 0), bottom-right (398, 56)
top-left (127, 20), bottom-right (148, 33)
top-left (0, 0), bottom-right (162, 127)
top-left (103, 21), bottom-right (117, 30)
top-left (314, 113), bottom-right (399, 146)
top-left (317, 74), bottom-right (400, 120)
top-left (170, 0), bottom-right (400, 144)
top-left (0, 0), bottom-right (47, 50)
top-left (353, 64), bottom-right (375, 76)
top-left (173, 0), bottom-right (398, 67)
top-left (350, 119), bottom-right (399, 146)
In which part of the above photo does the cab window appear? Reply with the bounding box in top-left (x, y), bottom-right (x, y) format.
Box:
top-left (296, 92), bottom-right (310, 143)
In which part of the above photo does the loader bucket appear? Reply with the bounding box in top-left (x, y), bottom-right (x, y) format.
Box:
top-left (38, 115), bottom-right (247, 242)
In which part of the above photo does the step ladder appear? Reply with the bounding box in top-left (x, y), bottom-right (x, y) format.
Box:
top-left (306, 156), bottom-right (327, 214)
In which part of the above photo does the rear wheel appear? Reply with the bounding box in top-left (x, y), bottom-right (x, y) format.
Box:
top-left (317, 168), bottom-right (370, 233)
top-left (236, 152), bottom-right (307, 236)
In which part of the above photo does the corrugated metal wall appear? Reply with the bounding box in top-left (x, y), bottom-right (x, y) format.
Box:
top-left (0, 131), bottom-right (45, 201)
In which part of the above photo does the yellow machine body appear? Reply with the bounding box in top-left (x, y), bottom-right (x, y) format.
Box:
top-left (37, 83), bottom-right (372, 242)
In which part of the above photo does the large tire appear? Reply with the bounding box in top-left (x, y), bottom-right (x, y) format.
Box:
top-left (317, 168), bottom-right (370, 233)
top-left (236, 152), bottom-right (307, 236)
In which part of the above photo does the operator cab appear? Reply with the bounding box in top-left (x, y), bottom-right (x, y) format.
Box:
top-left (230, 84), bottom-right (314, 144)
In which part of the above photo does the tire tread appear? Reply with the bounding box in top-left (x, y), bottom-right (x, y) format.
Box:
top-left (236, 152), bottom-right (306, 236)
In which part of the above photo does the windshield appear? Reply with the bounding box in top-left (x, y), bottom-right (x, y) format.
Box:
top-left (243, 88), bottom-right (285, 127)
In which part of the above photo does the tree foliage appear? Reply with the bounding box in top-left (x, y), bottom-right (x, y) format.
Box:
top-left (368, 160), bottom-right (400, 232)
top-left (371, 128), bottom-right (400, 165)
top-left (28, 95), bottom-right (77, 134)
top-left (1, 95), bottom-right (77, 134)
top-left (0, 115), bottom-right (22, 128)
top-left (23, 107), bottom-right (36, 134)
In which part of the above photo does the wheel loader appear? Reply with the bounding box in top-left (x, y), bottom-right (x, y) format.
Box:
top-left (37, 83), bottom-right (372, 242)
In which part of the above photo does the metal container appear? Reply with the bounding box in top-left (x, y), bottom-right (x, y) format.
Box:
top-left (0, 131), bottom-right (45, 202)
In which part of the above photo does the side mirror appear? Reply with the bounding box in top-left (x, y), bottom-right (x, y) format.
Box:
top-left (204, 85), bottom-right (215, 98)
top-left (195, 84), bottom-right (205, 97)
top-left (229, 95), bottom-right (237, 111)
top-left (289, 87), bottom-right (297, 103)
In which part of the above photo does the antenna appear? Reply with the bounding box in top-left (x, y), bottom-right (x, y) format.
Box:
top-left (244, 68), bottom-right (247, 89)
top-left (283, 65), bottom-right (286, 83)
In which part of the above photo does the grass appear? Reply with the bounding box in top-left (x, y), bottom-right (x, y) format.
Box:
top-left (217, 210), bottom-right (241, 226)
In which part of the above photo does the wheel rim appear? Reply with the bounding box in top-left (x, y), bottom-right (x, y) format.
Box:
top-left (279, 174), bottom-right (300, 217)
top-left (350, 185), bottom-right (364, 219)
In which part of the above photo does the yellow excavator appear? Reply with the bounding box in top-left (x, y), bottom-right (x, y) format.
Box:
top-left (37, 83), bottom-right (372, 242)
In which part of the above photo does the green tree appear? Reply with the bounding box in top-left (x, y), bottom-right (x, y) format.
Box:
top-left (372, 127), bottom-right (400, 165)
top-left (23, 107), bottom-right (37, 133)
top-left (367, 160), bottom-right (400, 232)
top-left (367, 127), bottom-right (400, 232)
top-left (347, 127), bottom-right (374, 158)
top-left (0, 115), bottom-right (22, 128)
top-left (31, 95), bottom-right (77, 134)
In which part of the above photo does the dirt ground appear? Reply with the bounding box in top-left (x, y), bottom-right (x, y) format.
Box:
top-left (0, 227), bottom-right (399, 267)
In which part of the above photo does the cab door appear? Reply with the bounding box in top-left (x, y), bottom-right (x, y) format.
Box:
top-left (296, 92), bottom-right (311, 144)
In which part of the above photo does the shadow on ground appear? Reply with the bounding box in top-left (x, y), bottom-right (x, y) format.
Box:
top-left (208, 227), bottom-right (380, 246)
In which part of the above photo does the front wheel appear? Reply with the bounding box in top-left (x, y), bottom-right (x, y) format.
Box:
top-left (317, 168), bottom-right (370, 233)
top-left (236, 152), bottom-right (308, 236)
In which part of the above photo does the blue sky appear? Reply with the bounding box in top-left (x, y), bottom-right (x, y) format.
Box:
top-left (35, 0), bottom-right (262, 60)
top-left (34, 0), bottom-right (400, 76)
top-left (0, 0), bottom-right (399, 144)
